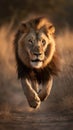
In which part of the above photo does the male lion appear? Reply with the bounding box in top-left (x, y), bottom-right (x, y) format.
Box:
top-left (14, 17), bottom-right (61, 108)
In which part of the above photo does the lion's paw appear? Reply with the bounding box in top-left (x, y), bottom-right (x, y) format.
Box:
top-left (27, 92), bottom-right (41, 109)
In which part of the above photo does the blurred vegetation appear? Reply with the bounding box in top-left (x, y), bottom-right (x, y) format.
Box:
top-left (0, 0), bottom-right (73, 29)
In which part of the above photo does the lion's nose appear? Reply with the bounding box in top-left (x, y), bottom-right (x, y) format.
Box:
top-left (34, 52), bottom-right (42, 56)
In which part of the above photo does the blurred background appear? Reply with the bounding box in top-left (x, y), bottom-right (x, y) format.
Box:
top-left (0, 0), bottom-right (73, 29)
top-left (0, 1), bottom-right (73, 128)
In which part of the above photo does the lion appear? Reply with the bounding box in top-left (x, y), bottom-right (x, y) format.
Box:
top-left (14, 17), bottom-right (61, 108)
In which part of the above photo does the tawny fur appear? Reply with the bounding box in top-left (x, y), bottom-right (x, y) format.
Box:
top-left (14, 17), bottom-right (61, 108)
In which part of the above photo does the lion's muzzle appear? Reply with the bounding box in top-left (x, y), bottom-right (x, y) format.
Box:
top-left (30, 52), bottom-right (44, 69)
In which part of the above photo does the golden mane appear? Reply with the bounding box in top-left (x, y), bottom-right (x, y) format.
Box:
top-left (14, 17), bottom-right (61, 82)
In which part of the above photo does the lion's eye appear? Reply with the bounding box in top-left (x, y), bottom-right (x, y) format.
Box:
top-left (42, 39), bottom-right (46, 46)
top-left (28, 39), bottom-right (33, 44)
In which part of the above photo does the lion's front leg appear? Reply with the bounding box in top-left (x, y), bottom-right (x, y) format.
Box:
top-left (38, 76), bottom-right (53, 101)
top-left (21, 78), bottom-right (41, 108)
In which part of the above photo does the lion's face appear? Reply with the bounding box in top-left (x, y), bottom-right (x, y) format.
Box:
top-left (18, 18), bottom-right (55, 69)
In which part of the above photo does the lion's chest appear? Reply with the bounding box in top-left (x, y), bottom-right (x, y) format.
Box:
top-left (29, 79), bottom-right (44, 93)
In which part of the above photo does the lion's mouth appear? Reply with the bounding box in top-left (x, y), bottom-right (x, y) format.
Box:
top-left (30, 59), bottom-right (43, 68)
top-left (31, 59), bottom-right (43, 62)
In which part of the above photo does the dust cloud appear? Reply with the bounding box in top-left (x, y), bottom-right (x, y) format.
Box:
top-left (0, 24), bottom-right (73, 114)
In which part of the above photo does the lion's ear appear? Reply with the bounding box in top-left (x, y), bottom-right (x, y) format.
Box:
top-left (48, 25), bottom-right (55, 34)
top-left (18, 22), bottom-right (28, 34)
